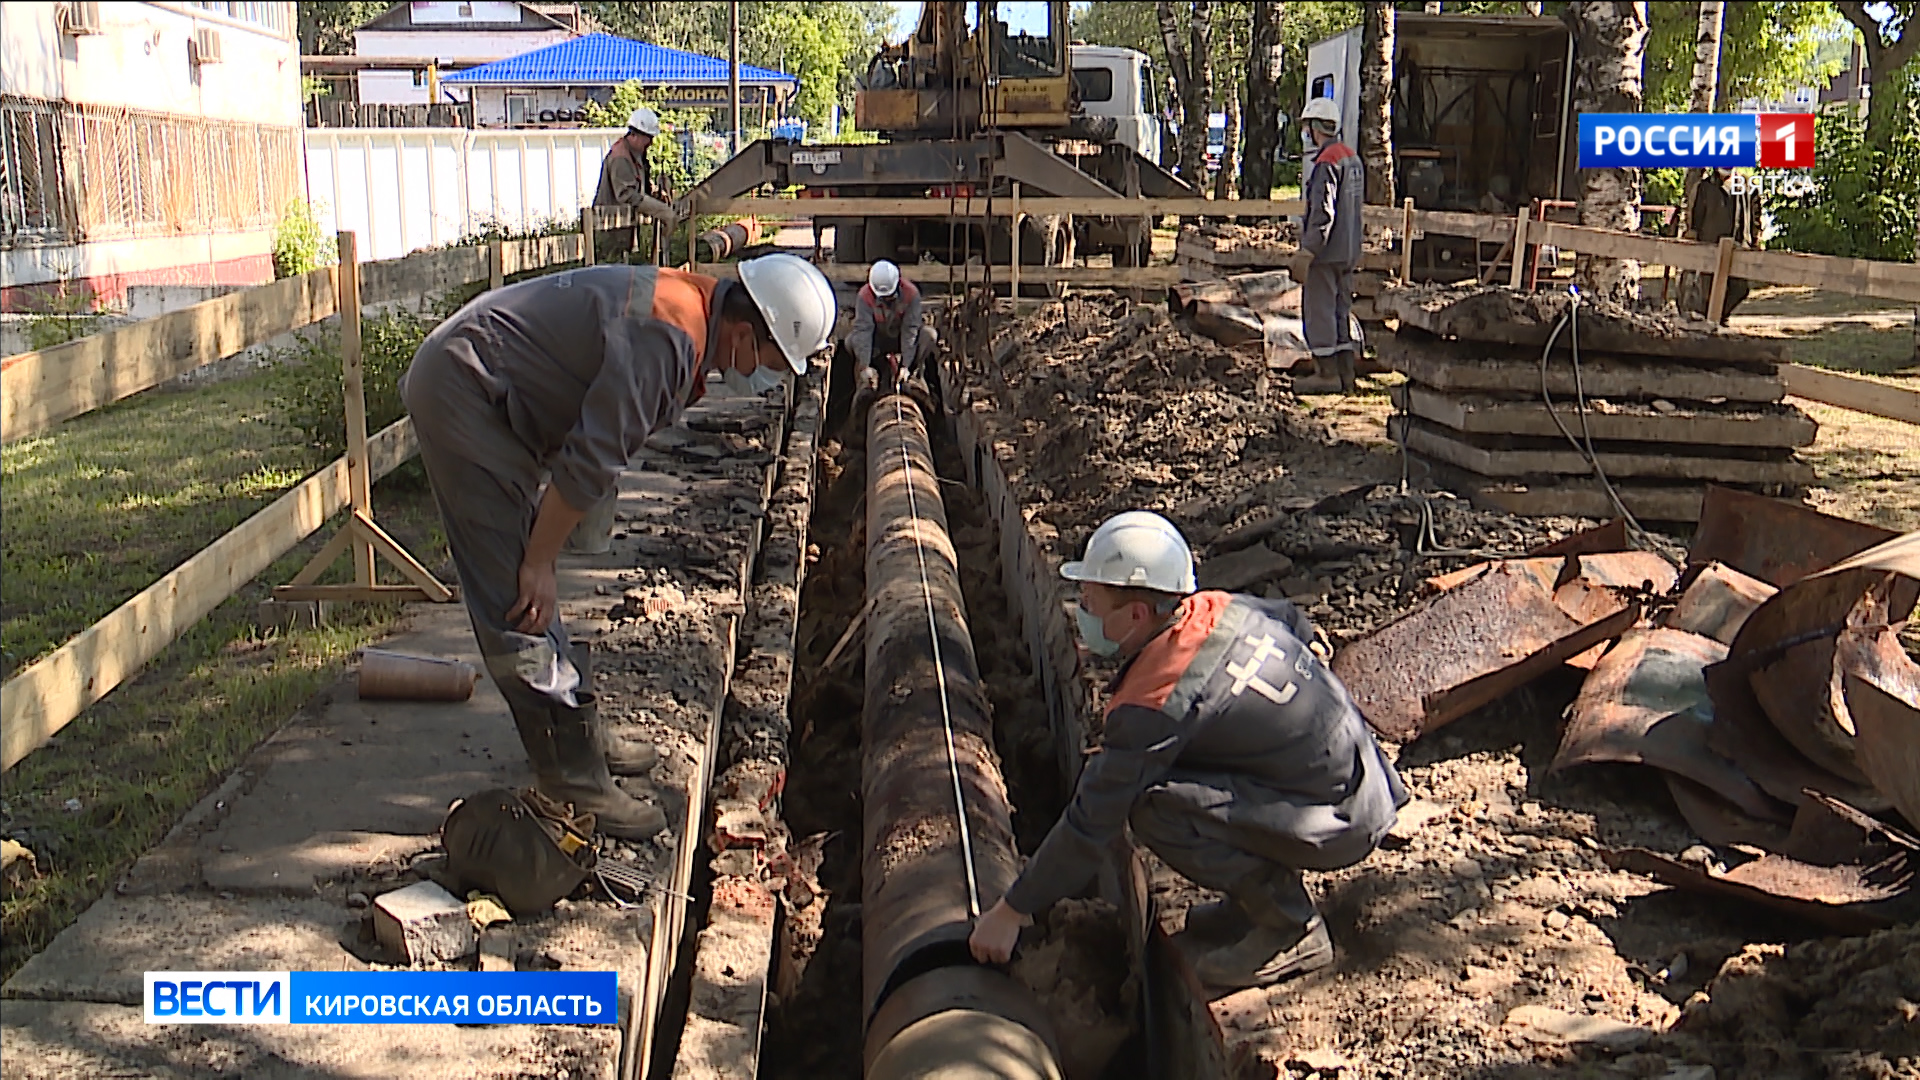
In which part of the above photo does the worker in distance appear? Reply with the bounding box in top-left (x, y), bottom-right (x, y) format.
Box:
top-left (594, 106), bottom-right (684, 252)
top-left (846, 260), bottom-right (941, 406)
top-left (969, 511), bottom-right (1406, 989)
top-left (1290, 96), bottom-right (1366, 394)
top-left (399, 254), bottom-right (836, 841)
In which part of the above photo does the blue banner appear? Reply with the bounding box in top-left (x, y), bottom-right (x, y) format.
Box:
top-left (147, 971), bottom-right (619, 1024)
top-left (1579, 113), bottom-right (1756, 169)
top-left (290, 971), bottom-right (618, 1024)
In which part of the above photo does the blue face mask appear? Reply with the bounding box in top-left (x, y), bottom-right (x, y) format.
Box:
top-left (724, 343), bottom-right (791, 396)
top-left (1075, 605), bottom-right (1123, 658)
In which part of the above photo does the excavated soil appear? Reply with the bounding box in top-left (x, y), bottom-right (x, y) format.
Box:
top-left (968, 295), bottom-right (1918, 1080)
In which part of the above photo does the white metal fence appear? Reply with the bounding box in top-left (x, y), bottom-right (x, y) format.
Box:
top-left (302, 127), bottom-right (620, 261)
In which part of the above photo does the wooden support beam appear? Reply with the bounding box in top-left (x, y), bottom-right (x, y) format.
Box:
top-left (1782, 364), bottom-right (1920, 424)
top-left (488, 239), bottom-right (504, 291)
top-left (582, 206), bottom-right (597, 266)
top-left (1530, 221), bottom-right (1722, 273)
top-left (703, 196), bottom-right (1306, 218)
top-left (2, 419), bottom-right (419, 771)
top-left (1508, 206), bottom-right (1530, 290)
top-left (1731, 247), bottom-right (1920, 305)
top-left (1, 268), bottom-right (338, 444)
top-left (338, 232), bottom-right (377, 587)
top-left (1400, 198), bottom-right (1416, 283)
top-left (1707, 236), bottom-right (1737, 323)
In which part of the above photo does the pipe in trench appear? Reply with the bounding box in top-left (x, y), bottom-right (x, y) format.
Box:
top-left (859, 394), bottom-right (1064, 1080)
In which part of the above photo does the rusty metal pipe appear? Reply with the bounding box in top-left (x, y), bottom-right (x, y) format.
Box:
top-left (697, 218), bottom-right (761, 260)
top-left (861, 394), bottom-right (1058, 1077)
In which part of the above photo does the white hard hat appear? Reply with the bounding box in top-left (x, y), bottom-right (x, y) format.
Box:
top-left (627, 107), bottom-right (660, 136)
top-left (1061, 511), bottom-right (1197, 595)
top-left (1301, 98), bottom-right (1341, 127)
top-left (737, 253), bottom-right (836, 375)
top-left (869, 260), bottom-right (901, 298)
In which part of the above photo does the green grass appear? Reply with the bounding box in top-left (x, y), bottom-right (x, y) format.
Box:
top-left (1, 371), bottom-right (451, 983)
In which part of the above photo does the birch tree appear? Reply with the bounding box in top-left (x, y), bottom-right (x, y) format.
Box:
top-left (1680, 1), bottom-right (1724, 232)
top-left (1360, 1), bottom-right (1396, 204)
top-left (1240, 2), bottom-right (1287, 200)
top-left (1565, 1), bottom-right (1650, 301)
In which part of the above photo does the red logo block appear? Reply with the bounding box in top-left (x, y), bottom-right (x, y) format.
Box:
top-left (1757, 114), bottom-right (1816, 169)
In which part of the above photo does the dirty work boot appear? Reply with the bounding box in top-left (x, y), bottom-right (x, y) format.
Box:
top-left (1193, 916), bottom-right (1334, 990)
top-left (542, 694), bottom-right (667, 841)
top-left (568, 642), bottom-right (660, 776)
top-left (1330, 349), bottom-right (1361, 394)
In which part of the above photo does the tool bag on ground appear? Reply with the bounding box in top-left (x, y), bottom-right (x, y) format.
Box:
top-left (442, 788), bottom-right (596, 916)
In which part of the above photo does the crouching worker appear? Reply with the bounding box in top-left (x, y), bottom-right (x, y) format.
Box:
top-left (400, 254), bottom-right (836, 840)
top-left (968, 511), bottom-right (1407, 989)
top-left (848, 260), bottom-right (940, 403)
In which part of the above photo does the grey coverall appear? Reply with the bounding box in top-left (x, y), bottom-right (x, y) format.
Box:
top-left (1002, 591), bottom-right (1407, 932)
top-left (1300, 140), bottom-right (1366, 362)
top-left (848, 279), bottom-right (937, 376)
top-left (593, 139), bottom-right (676, 222)
top-left (398, 266), bottom-right (722, 716)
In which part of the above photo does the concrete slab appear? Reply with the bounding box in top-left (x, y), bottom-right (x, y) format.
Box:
top-left (6, 895), bottom-right (366, 1005)
top-left (0, 1000), bottom-right (618, 1080)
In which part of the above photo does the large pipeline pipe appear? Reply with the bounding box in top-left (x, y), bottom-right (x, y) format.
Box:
top-left (861, 394), bottom-right (1063, 1080)
top-left (697, 218), bottom-right (762, 260)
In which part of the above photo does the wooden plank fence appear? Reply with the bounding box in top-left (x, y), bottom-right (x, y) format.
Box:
top-left (0, 205), bottom-right (638, 770)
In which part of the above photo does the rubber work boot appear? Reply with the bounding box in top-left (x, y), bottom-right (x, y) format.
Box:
top-left (1193, 916), bottom-right (1334, 990)
top-left (541, 693), bottom-right (667, 841)
top-left (1329, 349), bottom-right (1361, 394)
top-left (567, 642), bottom-right (659, 776)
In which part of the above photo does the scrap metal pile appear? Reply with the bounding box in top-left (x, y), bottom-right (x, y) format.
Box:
top-left (1335, 486), bottom-right (1920, 932)
top-left (1376, 285), bottom-right (1818, 523)
top-left (1175, 224), bottom-right (1396, 326)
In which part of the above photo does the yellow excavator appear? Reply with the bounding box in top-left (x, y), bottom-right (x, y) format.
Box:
top-left (682, 0), bottom-right (1190, 270)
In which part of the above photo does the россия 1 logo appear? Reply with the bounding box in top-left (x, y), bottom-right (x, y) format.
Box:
top-left (1580, 114), bottom-right (1815, 170)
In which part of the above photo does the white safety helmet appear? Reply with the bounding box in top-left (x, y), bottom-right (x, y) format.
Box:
top-left (1061, 511), bottom-right (1198, 595)
top-left (1300, 97), bottom-right (1341, 130)
top-left (869, 259), bottom-right (901, 298)
top-left (627, 107), bottom-right (661, 137)
top-left (737, 253), bottom-right (836, 375)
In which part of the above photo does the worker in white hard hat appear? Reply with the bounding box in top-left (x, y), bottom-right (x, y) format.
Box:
top-left (399, 254), bottom-right (835, 841)
top-left (969, 510), bottom-right (1407, 991)
top-left (594, 105), bottom-right (682, 248)
top-left (845, 259), bottom-right (941, 407)
top-left (1291, 96), bottom-right (1365, 393)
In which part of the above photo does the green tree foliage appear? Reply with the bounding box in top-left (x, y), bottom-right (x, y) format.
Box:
top-left (297, 1), bottom-right (389, 56)
top-left (271, 309), bottom-right (433, 459)
top-left (581, 2), bottom-right (894, 129)
top-left (1769, 99), bottom-right (1920, 260)
top-left (580, 88), bottom-right (726, 196)
top-left (1644, 1), bottom-right (1845, 114)
top-left (271, 200), bottom-right (335, 280)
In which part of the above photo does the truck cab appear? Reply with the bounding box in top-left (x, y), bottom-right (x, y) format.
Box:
top-left (1070, 45), bottom-right (1163, 165)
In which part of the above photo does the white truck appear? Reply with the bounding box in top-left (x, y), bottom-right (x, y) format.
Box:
top-left (1069, 44), bottom-right (1166, 166)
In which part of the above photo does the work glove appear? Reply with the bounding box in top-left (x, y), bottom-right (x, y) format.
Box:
top-left (1288, 250), bottom-right (1315, 286)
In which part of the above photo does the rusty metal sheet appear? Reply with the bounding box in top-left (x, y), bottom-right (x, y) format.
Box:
top-left (1835, 589), bottom-right (1920, 830)
top-left (1527, 519), bottom-right (1630, 558)
top-left (1554, 629), bottom-right (1786, 822)
top-left (1666, 562), bottom-right (1776, 645)
top-left (1688, 485), bottom-right (1901, 588)
top-left (1335, 559), bottom-right (1639, 742)
top-left (1603, 846), bottom-right (1918, 934)
top-left (1562, 551), bottom-right (1680, 596)
top-left (1723, 536), bottom-right (1920, 787)
top-left (1704, 657), bottom-right (1892, 813)
top-left (1425, 557), bottom-right (1558, 595)
top-left (1665, 775), bottom-right (1790, 850)
top-left (1234, 270), bottom-right (1302, 317)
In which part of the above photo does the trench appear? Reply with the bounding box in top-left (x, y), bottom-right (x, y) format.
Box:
top-left (757, 391), bottom-right (1141, 1080)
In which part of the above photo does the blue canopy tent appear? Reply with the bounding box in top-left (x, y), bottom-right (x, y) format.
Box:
top-left (445, 33), bottom-right (799, 128)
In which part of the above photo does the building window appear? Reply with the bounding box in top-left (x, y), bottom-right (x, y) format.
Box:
top-left (178, 2), bottom-right (293, 36)
top-left (1071, 67), bottom-right (1114, 104)
top-left (506, 93), bottom-right (533, 127)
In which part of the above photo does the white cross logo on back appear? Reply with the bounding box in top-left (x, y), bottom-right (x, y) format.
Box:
top-left (1225, 634), bottom-right (1298, 705)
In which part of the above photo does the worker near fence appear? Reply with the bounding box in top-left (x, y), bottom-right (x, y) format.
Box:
top-left (969, 511), bottom-right (1407, 989)
top-left (399, 255), bottom-right (835, 840)
top-left (846, 260), bottom-right (941, 405)
top-left (593, 107), bottom-right (683, 246)
top-left (1290, 97), bottom-right (1365, 394)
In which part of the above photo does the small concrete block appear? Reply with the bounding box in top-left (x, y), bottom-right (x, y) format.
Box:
top-left (478, 927), bottom-right (515, 973)
top-left (373, 881), bottom-right (475, 966)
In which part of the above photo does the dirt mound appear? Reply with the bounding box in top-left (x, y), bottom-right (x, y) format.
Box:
top-left (1669, 924), bottom-right (1920, 1079)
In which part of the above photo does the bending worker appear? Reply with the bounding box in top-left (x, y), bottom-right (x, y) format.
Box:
top-left (969, 511), bottom-right (1407, 989)
top-left (1290, 96), bottom-right (1365, 393)
top-left (847, 260), bottom-right (940, 403)
top-left (594, 107), bottom-right (683, 248)
top-left (399, 254), bottom-right (836, 840)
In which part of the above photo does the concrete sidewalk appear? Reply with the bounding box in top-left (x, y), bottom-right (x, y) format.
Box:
top-left (1, 388), bottom-right (796, 1080)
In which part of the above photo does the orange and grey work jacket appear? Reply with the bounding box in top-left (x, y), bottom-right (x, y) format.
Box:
top-left (593, 139), bottom-right (677, 222)
top-left (1000, 591), bottom-right (1407, 915)
top-left (400, 265), bottom-right (726, 515)
top-left (848, 279), bottom-right (924, 369)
